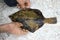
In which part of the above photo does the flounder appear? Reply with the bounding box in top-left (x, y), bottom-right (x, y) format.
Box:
top-left (9, 8), bottom-right (57, 32)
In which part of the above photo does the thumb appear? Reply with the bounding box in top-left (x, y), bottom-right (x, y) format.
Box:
top-left (14, 22), bottom-right (23, 27)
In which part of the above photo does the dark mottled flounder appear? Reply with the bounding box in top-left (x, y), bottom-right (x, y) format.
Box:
top-left (9, 8), bottom-right (57, 32)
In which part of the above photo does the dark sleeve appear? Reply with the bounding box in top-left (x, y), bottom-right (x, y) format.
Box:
top-left (4, 0), bottom-right (18, 7)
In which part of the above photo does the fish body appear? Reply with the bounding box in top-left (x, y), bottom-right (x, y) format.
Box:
top-left (9, 8), bottom-right (57, 32)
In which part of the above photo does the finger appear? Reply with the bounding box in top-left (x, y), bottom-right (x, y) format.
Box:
top-left (20, 3), bottom-right (25, 9)
top-left (7, 22), bottom-right (23, 28)
top-left (17, 29), bottom-right (28, 35)
top-left (21, 30), bottom-right (28, 35)
top-left (20, 29), bottom-right (28, 35)
top-left (23, 29), bottom-right (26, 32)
top-left (15, 22), bottom-right (23, 27)
top-left (9, 27), bottom-right (27, 36)
top-left (23, 29), bottom-right (28, 32)
top-left (17, 0), bottom-right (25, 9)
top-left (10, 28), bottom-right (22, 35)
top-left (25, 0), bottom-right (30, 8)
top-left (25, 30), bottom-right (29, 32)
top-left (17, 4), bottom-right (20, 8)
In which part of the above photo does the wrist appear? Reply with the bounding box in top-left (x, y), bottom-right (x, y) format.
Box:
top-left (0, 24), bottom-right (9, 33)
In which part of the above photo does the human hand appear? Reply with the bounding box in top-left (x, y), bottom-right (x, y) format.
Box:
top-left (16, 0), bottom-right (30, 9)
top-left (0, 22), bottom-right (28, 36)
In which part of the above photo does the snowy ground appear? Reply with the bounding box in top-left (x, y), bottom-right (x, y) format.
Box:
top-left (0, 0), bottom-right (60, 40)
